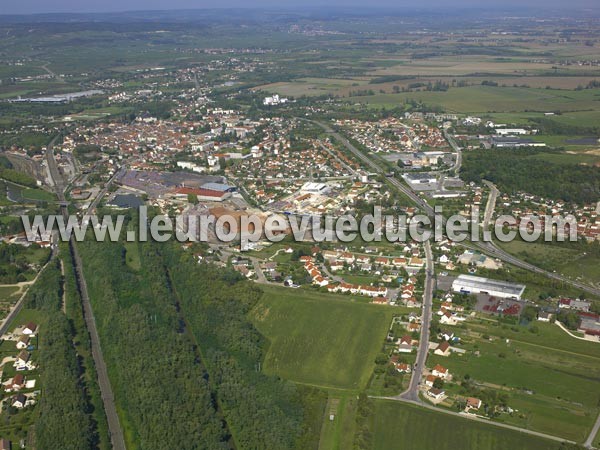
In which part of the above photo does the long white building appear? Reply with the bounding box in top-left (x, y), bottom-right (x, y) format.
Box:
top-left (452, 275), bottom-right (525, 300)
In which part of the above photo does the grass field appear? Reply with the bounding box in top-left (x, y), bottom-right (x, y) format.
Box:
top-left (426, 318), bottom-right (600, 441)
top-left (0, 285), bottom-right (19, 302)
top-left (318, 394), bottom-right (358, 450)
top-left (498, 240), bottom-right (600, 287)
top-left (251, 285), bottom-right (396, 390)
top-left (358, 86), bottom-right (600, 113)
top-left (21, 188), bottom-right (56, 202)
top-left (369, 400), bottom-right (558, 450)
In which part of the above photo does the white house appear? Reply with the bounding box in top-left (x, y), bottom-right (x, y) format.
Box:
top-left (22, 323), bottom-right (38, 336)
top-left (432, 364), bottom-right (449, 379)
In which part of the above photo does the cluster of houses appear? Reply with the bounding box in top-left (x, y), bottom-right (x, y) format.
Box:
top-left (334, 117), bottom-right (450, 155)
top-left (436, 293), bottom-right (467, 326)
top-left (398, 276), bottom-right (421, 308)
top-left (299, 256), bottom-right (389, 298)
top-left (497, 193), bottom-right (600, 243)
top-left (1, 323), bottom-right (39, 413)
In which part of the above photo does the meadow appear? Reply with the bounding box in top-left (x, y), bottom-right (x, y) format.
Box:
top-left (357, 85), bottom-right (600, 114)
top-left (498, 240), bottom-right (600, 287)
top-left (426, 317), bottom-right (600, 442)
top-left (369, 400), bottom-right (560, 450)
top-left (251, 284), bottom-right (396, 390)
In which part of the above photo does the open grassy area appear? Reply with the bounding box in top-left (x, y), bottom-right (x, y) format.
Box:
top-left (356, 85), bottom-right (600, 114)
top-left (318, 394), bottom-right (358, 450)
top-left (498, 240), bottom-right (600, 288)
top-left (369, 400), bottom-right (559, 450)
top-left (426, 317), bottom-right (600, 442)
top-left (21, 188), bottom-right (56, 202)
top-left (251, 284), bottom-right (396, 390)
top-left (0, 285), bottom-right (19, 302)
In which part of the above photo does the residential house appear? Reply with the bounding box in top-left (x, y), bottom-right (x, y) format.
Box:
top-left (427, 388), bottom-right (446, 400)
top-left (6, 374), bottom-right (25, 393)
top-left (395, 362), bottom-right (411, 373)
top-left (16, 336), bottom-right (29, 350)
top-left (440, 310), bottom-right (458, 326)
top-left (466, 397), bottom-right (482, 410)
top-left (432, 364), bottom-right (449, 379)
top-left (22, 322), bottom-right (37, 336)
top-left (407, 322), bottom-right (421, 333)
top-left (0, 438), bottom-right (10, 450)
top-left (425, 375), bottom-right (438, 387)
top-left (538, 311), bottom-right (552, 322)
top-left (397, 336), bottom-right (413, 353)
top-left (11, 394), bottom-right (27, 409)
top-left (434, 341), bottom-right (451, 357)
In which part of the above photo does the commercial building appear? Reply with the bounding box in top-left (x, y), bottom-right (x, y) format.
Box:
top-left (491, 137), bottom-right (546, 148)
top-left (452, 274), bottom-right (526, 300)
top-left (402, 172), bottom-right (437, 187)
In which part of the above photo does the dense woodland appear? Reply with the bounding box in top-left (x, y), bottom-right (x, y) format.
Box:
top-left (79, 240), bottom-right (228, 449)
top-left (77, 232), bottom-right (324, 450)
top-left (461, 148), bottom-right (600, 204)
top-left (23, 259), bottom-right (97, 449)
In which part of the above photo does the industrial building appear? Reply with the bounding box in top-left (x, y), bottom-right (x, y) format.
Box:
top-left (402, 172), bottom-right (437, 186)
top-left (491, 136), bottom-right (546, 148)
top-left (452, 274), bottom-right (526, 300)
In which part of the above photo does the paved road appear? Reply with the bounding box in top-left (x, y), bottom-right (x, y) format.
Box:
top-left (443, 129), bottom-right (462, 176)
top-left (309, 119), bottom-right (600, 298)
top-left (585, 411), bottom-right (600, 448)
top-left (399, 240), bottom-right (434, 402)
top-left (46, 139), bottom-right (127, 450)
top-left (482, 180), bottom-right (499, 231)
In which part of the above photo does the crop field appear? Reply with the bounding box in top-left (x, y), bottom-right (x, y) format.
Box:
top-left (357, 86), bottom-right (600, 113)
top-left (251, 284), bottom-right (396, 389)
top-left (257, 77), bottom-right (369, 97)
top-left (427, 317), bottom-right (600, 441)
top-left (370, 400), bottom-right (557, 450)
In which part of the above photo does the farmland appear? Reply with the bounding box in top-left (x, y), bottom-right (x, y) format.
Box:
top-left (426, 316), bottom-right (600, 442)
top-left (251, 285), bottom-right (396, 390)
top-left (356, 86), bottom-right (600, 114)
top-left (369, 400), bottom-right (561, 450)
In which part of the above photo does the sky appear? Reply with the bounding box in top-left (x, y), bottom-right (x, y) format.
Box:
top-left (2, 0), bottom-right (597, 15)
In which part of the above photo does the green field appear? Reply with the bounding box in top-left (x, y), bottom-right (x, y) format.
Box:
top-left (251, 285), bottom-right (395, 389)
top-left (426, 318), bottom-right (600, 441)
top-left (318, 395), bottom-right (358, 450)
top-left (357, 85), bottom-right (600, 113)
top-left (0, 285), bottom-right (19, 302)
top-left (370, 400), bottom-right (559, 450)
top-left (22, 188), bottom-right (56, 202)
top-left (498, 240), bottom-right (600, 287)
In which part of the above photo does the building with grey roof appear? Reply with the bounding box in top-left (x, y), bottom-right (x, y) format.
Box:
top-left (452, 274), bottom-right (526, 300)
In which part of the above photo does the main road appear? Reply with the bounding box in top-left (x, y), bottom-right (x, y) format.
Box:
top-left (308, 119), bottom-right (600, 298)
top-left (399, 240), bottom-right (434, 402)
top-left (46, 138), bottom-right (127, 450)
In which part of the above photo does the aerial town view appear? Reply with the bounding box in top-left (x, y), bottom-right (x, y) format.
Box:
top-left (0, 0), bottom-right (599, 449)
